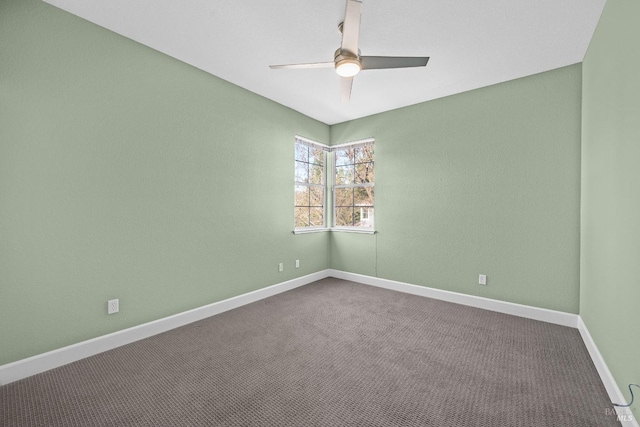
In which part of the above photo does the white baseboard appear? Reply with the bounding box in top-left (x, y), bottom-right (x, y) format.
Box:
top-left (0, 270), bottom-right (330, 386)
top-left (3, 268), bottom-right (634, 427)
top-left (329, 269), bottom-right (579, 328)
top-left (578, 317), bottom-right (639, 427)
top-left (333, 270), bottom-right (636, 425)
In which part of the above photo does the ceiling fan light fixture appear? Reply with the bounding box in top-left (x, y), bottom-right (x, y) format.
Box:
top-left (269, 0), bottom-right (429, 102)
top-left (335, 58), bottom-right (361, 77)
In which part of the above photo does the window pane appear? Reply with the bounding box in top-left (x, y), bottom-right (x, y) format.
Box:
top-left (310, 187), bottom-right (324, 207)
top-left (309, 147), bottom-right (324, 166)
top-left (335, 207), bottom-right (354, 227)
top-left (295, 207), bottom-right (309, 227)
top-left (309, 164), bottom-right (323, 185)
top-left (295, 138), bottom-right (326, 229)
top-left (354, 186), bottom-right (374, 206)
top-left (295, 143), bottom-right (309, 162)
top-left (355, 162), bottom-right (374, 184)
top-left (294, 185), bottom-right (309, 207)
top-left (332, 140), bottom-right (374, 229)
top-left (335, 187), bottom-right (353, 207)
top-left (295, 161), bottom-right (309, 183)
top-left (335, 165), bottom-right (354, 185)
top-left (354, 207), bottom-right (374, 228)
top-left (335, 148), bottom-right (355, 166)
top-left (355, 145), bottom-right (374, 163)
top-left (310, 207), bottom-right (324, 227)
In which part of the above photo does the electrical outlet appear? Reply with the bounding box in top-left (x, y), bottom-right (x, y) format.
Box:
top-left (107, 299), bottom-right (119, 314)
top-left (479, 274), bottom-right (487, 286)
top-left (295, 259), bottom-right (300, 269)
top-left (278, 262), bottom-right (284, 272)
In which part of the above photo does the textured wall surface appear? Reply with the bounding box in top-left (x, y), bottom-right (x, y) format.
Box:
top-left (1, 0), bottom-right (589, 369)
top-left (581, 0), bottom-right (640, 418)
top-left (330, 65), bottom-right (583, 313)
top-left (0, 0), bottom-right (329, 365)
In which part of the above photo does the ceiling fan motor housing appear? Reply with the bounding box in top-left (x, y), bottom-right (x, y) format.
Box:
top-left (334, 48), bottom-right (361, 77)
top-left (269, 0), bottom-right (428, 99)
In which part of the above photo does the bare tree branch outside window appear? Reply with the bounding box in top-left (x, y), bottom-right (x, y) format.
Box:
top-left (295, 138), bottom-right (327, 229)
top-left (334, 141), bottom-right (374, 228)
top-left (294, 137), bottom-right (374, 230)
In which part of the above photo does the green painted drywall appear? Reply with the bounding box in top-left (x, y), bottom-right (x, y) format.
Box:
top-left (0, 0), bottom-right (595, 371)
top-left (0, 0), bottom-right (329, 365)
top-left (330, 65), bottom-right (582, 313)
top-left (581, 0), bottom-right (640, 418)
top-left (329, 233), bottom-right (377, 276)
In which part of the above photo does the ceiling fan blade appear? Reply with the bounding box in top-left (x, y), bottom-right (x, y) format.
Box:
top-left (341, 0), bottom-right (362, 56)
top-left (269, 62), bottom-right (334, 70)
top-left (361, 56), bottom-right (429, 70)
top-left (340, 76), bottom-right (353, 103)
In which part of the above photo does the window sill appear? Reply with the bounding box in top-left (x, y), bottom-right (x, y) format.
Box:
top-left (293, 227), bottom-right (376, 235)
top-left (293, 228), bottom-right (330, 235)
top-left (330, 227), bottom-right (376, 234)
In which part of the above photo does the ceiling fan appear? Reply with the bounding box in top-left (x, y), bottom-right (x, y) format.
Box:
top-left (269, 0), bottom-right (429, 102)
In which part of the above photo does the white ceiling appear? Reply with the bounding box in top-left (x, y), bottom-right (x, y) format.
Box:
top-left (43, 0), bottom-right (606, 125)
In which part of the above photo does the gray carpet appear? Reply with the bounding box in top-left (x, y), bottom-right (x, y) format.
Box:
top-left (1, 278), bottom-right (620, 426)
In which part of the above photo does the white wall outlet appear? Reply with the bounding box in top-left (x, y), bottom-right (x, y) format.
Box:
top-left (295, 259), bottom-right (300, 269)
top-left (107, 298), bottom-right (119, 314)
top-left (278, 262), bottom-right (284, 272)
top-left (479, 274), bottom-right (487, 286)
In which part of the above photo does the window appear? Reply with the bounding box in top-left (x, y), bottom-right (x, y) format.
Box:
top-left (333, 139), bottom-right (375, 229)
top-left (294, 136), bottom-right (374, 232)
top-left (294, 137), bottom-right (329, 229)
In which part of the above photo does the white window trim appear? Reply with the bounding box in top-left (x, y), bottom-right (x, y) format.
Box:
top-left (294, 136), bottom-right (329, 232)
top-left (331, 137), bottom-right (375, 149)
top-left (292, 227), bottom-right (330, 235)
top-left (293, 136), bottom-right (375, 234)
top-left (295, 135), bottom-right (330, 150)
top-left (330, 227), bottom-right (376, 234)
top-left (331, 138), bottom-right (375, 232)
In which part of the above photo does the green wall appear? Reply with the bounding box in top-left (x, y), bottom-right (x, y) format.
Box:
top-left (0, 0), bottom-right (329, 365)
top-left (581, 0), bottom-right (640, 417)
top-left (330, 65), bottom-right (583, 313)
top-left (4, 2), bottom-right (631, 406)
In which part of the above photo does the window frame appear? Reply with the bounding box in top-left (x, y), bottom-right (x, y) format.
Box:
top-left (294, 136), bottom-right (330, 233)
top-left (293, 136), bottom-right (375, 235)
top-left (331, 138), bottom-right (375, 233)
